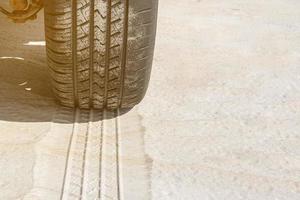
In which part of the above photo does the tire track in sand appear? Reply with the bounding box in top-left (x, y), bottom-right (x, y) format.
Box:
top-left (24, 107), bottom-right (151, 200)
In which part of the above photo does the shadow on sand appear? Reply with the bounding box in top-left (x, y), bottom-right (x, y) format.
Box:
top-left (0, 58), bottom-right (131, 123)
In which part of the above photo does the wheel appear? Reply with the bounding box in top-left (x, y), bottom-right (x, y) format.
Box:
top-left (44, 0), bottom-right (158, 109)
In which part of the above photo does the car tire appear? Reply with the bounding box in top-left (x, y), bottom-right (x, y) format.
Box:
top-left (44, 0), bottom-right (158, 109)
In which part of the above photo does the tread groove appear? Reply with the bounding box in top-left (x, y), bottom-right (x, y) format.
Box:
top-left (89, 0), bottom-right (95, 108)
top-left (119, 0), bottom-right (129, 107)
top-left (104, 0), bottom-right (112, 108)
top-left (72, 0), bottom-right (78, 107)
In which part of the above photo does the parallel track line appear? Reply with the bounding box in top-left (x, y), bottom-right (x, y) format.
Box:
top-left (60, 108), bottom-right (79, 200)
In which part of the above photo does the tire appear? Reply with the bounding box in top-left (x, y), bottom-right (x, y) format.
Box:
top-left (44, 0), bottom-right (158, 109)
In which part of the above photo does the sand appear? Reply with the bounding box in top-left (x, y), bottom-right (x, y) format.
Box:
top-left (0, 0), bottom-right (300, 199)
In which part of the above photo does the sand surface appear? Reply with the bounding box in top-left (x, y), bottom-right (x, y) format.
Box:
top-left (0, 0), bottom-right (300, 199)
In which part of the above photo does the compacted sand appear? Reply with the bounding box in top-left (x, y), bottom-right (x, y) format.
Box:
top-left (0, 0), bottom-right (300, 199)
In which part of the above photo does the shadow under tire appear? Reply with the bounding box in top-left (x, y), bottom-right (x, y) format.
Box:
top-left (44, 0), bottom-right (158, 109)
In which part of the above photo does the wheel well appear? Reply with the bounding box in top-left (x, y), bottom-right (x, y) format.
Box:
top-left (0, 0), bottom-right (43, 23)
